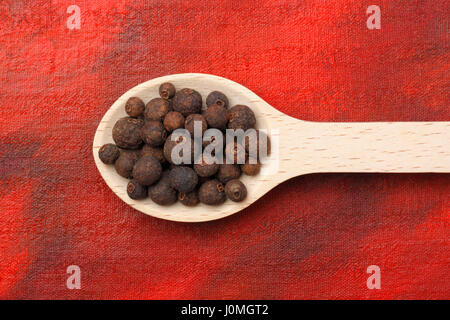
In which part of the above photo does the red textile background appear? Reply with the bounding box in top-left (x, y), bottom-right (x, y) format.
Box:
top-left (0, 0), bottom-right (449, 299)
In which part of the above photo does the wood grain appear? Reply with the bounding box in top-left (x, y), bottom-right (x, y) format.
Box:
top-left (93, 73), bottom-right (450, 222)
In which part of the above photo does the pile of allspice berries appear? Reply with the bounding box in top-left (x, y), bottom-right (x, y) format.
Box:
top-left (98, 82), bottom-right (270, 206)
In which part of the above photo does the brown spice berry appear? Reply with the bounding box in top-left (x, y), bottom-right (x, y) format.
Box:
top-left (202, 129), bottom-right (223, 150)
top-left (206, 91), bottom-right (229, 108)
top-left (148, 171), bottom-right (177, 205)
top-left (216, 164), bottom-right (241, 184)
top-left (159, 82), bottom-right (176, 100)
top-left (144, 98), bottom-right (172, 122)
top-left (173, 88), bottom-right (202, 116)
top-left (241, 157), bottom-right (261, 176)
top-left (114, 152), bottom-right (138, 178)
top-left (178, 190), bottom-right (199, 206)
top-left (98, 143), bottom-right (120, 164)
top-left (203, 104), bottom-right (229, 130)
top-left (225, 179), bottom-right (247, 202)
top-left (163, 111), bottom-right (185, 132)
top-left (225, 142), bottom-right (246, 164)
top-left (169, 166), bottom-right (198, 193)
top-left (120, 149), bottom-right (141, 160)
top-left (127, 179), bottom-right (147, 200)
top-left (194, 155), bottom-right (219, 177)
top-left (125, 97), bottom-right (145, 118)
top-left (163, 133), bottom-right (194, 164)
top-left (140, 120), bottom-right (167, 147)
top-left (228, 105), bottom-right (256, 131)
top-left (140, 145), bottom-right (165, 163)
top-left (112, 117), bottom-right (144, 149)
top-left (198, 179), bottom-right (226, 205)
top-left (244, 130), bottom-right (271, 159)
top-left (185, 114), bottom-right (207, 136)
top-left (132, 155), bottom-right (162, 186)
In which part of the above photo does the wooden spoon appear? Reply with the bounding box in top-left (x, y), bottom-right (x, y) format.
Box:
top-left (93, 73), bottom-right (450, 222)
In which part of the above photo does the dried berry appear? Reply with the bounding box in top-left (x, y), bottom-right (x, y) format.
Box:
top-left (216, 164), bottom-right (241, 184)
top-left (140, 120), bottom-right (167, 146)
top-left (241, 157), bottom-right (261, 176)
top-left (132, 155), bottom-right (162, 186)
top-left (140, 145), bottom-right (165, 163)
top-left (169, 166), bottom-right (198, 193)
top-left (173, 88), bottom-right (202, 116)
top-left (120, 149), bottom-right (141, 160)
top-left (225, 179), bottom-right (247, 202)
top-left (112, 117), bottom-right (144, 149)
top-left (206, 91), bottom-right (229, 108)
top-left (194, 155), bottom-right (219, 177)
top-left (198, 179), bottom-right (226, 205)
top-left (149, 171), bottom-right (177, 205)
top-left (202, 129), bottom-right (223, 151)
top-left (163, 111), bottom-right (185, 132)
top-left (125, 97), bottom-right (145, 118)
top-left (163, 133), bottom-right (194, 164)
top-left (228, 105), bottom-right (256, 131)
top-left (159, 82), bottom-right (176, 100)
top-left (178, 190), bottom-right (199, 206)
top-left (98, 143), bottom-right (120, 164)
top-left (244, 130), bottom-right (271, 159)
top-left (127, 179), bottom-right (147, 200)
top-left (144, 98), bottom-right (172, 122)
top-left (185, 114), bottom-right (207, 136)
top-left (225, 142), bottom-right (246, 164)
top-left (114, 152), bottom-right (138, 178)
top-left (203, 104), bottom-right (228, 130)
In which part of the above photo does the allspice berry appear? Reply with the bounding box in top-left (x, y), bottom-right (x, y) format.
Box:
top-left (148, 171), bottom-right (177, 205)
top-left (203, 104), bottom-right (228, 130)
top-left (132, 156), bottom-right (162, 186)
top-left (141, 120), bottom-right (167, 146)
top-left (112, 117), bottom-right (144, 149)
top-left (115, 152), bottom-right (138, 178)
top-left (228, 105), bottom-right (256, 131)
top-left (121, 149), bottom-right (141, 160)
top-left (144, 98), bottom-right (172, 122)
top-left (173, 88), bottom-right (202, 116)
top-left (159, 82), bottom-right (176, 100)
top-left (99, 143), bottom-right (120, 164)
top-left (225, 179), bottom-right (247, 202)
top-left (185, 114), bottom-right (207, 136)
top-left (216, 164), bottom-right (241, 184)
top-left (127, 179), bottom-right (147, 200)
top-left (202, 129), bottom-right (223, 149)
top-left (140, 145), bottom-right (165, 163)
top-left (198, 179), bottom-right (226, 205)
top-left (163, 133), bottom-right (194, 164)
top-left (244, 130), bottom-right (271, 159)
top-left (206, 91), bottom-right (229, 108)
top-left (193, 155), bottom-right (219, 177)
top-left (241, 157), bottom-right (261, 176)
top-left (169, 166), bottom-right (198, 193)
top-left (125, 97), bottom-right (145, 118)
top-left (163, 111), bottom-right (185, 132)
top-left (178, 190), bottom-right (199, 206)
top-left (225, 142), bottom-right (246, 164)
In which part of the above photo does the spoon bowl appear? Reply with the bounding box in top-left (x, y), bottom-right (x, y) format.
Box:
top-left (93, 73), bottom-right (450, 222)
top-left (93, 73), bottom-right (284, 222)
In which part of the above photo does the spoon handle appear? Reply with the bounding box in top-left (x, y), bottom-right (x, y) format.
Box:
top-left (286, 121), bottom-right (450, 174)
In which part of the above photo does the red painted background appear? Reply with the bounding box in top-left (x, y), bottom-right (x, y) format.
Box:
top-left (0, 0), bottom-right (448, 299)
